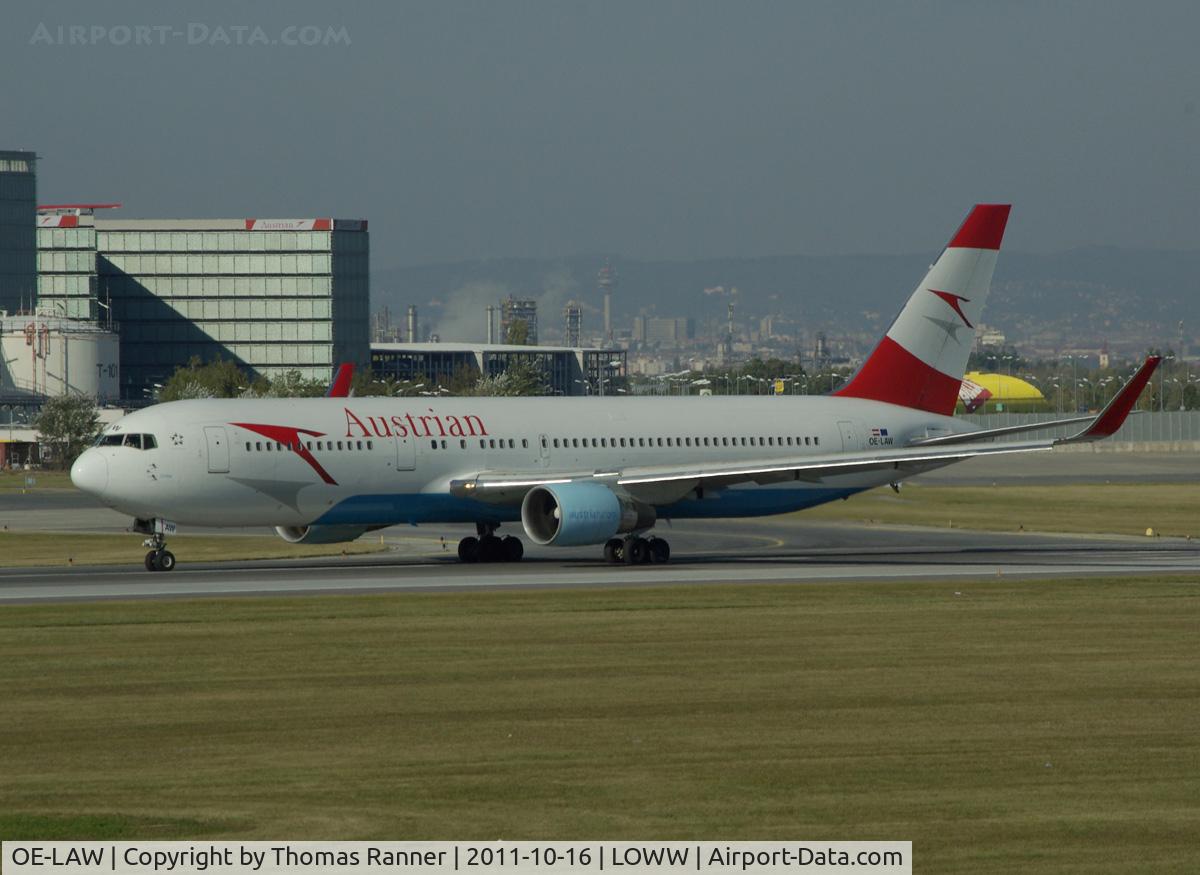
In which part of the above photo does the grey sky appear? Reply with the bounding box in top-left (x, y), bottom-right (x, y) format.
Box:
top-left (4, 1), bottom-right (1197, 265)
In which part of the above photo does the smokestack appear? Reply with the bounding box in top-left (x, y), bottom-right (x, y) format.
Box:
top-left (486, 305), bottom-right (496, 344)
top-left (406, 305), bottom-right (418, 343)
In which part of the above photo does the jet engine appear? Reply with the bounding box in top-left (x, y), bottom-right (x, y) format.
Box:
top-left (274, 524), bottom-right (371, 544)
top-left (520, 481), bottom-right (655, 546)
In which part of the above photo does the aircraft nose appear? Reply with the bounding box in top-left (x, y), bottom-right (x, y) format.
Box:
top-left (70, 450), bottom-right (109, 496)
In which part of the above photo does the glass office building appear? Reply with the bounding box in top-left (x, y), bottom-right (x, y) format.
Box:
top-left (0, 150), bottom-right (37, 315)
top-left (94, 217), bottom-right (369, 398)
top-left (36, 209), bottom-right (99, 321)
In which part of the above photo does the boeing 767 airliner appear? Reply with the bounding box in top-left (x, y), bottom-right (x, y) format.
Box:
top-left (70, 204), bottom-right (1159, 571)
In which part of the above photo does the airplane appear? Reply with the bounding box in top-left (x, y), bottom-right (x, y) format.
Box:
top-left (70, 204), bottom-right (1160, 572)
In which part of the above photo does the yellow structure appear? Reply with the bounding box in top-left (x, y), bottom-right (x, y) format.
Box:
top-left (959, 372), bottom-right (1046, 412)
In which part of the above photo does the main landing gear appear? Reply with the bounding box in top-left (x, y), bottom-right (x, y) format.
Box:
top-left (142, 532), bottom-right (176, 572)
top-left (604, 535), bottom-right (670, 565)
top-left (458, 522), bottom-right (524, 564)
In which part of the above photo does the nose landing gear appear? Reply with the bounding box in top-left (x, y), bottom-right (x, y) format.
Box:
top-left (135, 518), bottom-right (178, 572)
top-left (142, 534), bottom-right (176, 572)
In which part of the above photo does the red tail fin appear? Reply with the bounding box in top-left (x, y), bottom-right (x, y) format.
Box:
top-left (834, 204), bottom-right (1010, 414)
top-left (326, 363), bottom-right (354, 398)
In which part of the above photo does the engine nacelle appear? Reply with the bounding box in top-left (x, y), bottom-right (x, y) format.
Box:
top-left (521, 481), bottom-right (655, 547)
top-left (274, 524), bottom-right (371, 544)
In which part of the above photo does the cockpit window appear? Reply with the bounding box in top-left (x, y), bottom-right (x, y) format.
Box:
top-left (96, 433), bottom-right (158, 449)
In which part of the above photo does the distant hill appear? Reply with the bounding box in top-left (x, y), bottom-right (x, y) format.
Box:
top-left (372, 248), bottom-right (1200, 355)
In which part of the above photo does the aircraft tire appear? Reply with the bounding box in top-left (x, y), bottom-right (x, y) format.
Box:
top-left (624, 537), bottom-right (648, 565)
top-left (502, 535), bottom-right (524, 562)
top-left (649, 537), bottom-right (670, 564)
top-left (478, 534), bottom-right (504, 562)
top-left (458, 536), bottom-right (480, 563)
top-left (155, 550), bottom-right (177, 572)
top-left (145, 550), bottom-right (159, 572)
top-left (603, 538), bottom-right (622, 563)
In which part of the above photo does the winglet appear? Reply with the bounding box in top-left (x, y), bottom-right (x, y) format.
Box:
top-left (1061, 356), bottom-right (1160, 443)
top-left (326, 363), bottom-right (354, 398)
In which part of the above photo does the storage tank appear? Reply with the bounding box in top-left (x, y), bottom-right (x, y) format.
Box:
top-left (0, 314), bottom-right (119, 402)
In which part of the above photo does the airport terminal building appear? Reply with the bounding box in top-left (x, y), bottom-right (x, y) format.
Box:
top-left (35, 212), bottom-right (370, 399)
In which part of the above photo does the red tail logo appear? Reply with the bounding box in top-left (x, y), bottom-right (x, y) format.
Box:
top-left (928, 289), bottom-right (973, 327)
top-left (233, 422), bottom-right (338, 485)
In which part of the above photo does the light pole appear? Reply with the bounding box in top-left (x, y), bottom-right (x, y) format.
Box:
top-left (1159, 355), bottom-right (1175, 412)
top-left (1061, 355), bottom-right (1077, 412)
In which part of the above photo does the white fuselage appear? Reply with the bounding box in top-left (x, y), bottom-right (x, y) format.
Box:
top-left (72, 394), bottom-right (972, 531)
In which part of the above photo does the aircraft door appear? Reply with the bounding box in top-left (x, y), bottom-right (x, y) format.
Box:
top-left (837, 420), bottom-right (860, 453)
top-left (395, 431), bottom-right (416, 471)
top-left (204, 426), bottom-right (230, 473)
top-left (538, 433), bottom-right (550, 468)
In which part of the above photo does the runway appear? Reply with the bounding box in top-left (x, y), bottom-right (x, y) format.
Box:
top-left (3, 517), bottom-right (1198, 603)
top-left (3, 451), bottom-right (1198, 603)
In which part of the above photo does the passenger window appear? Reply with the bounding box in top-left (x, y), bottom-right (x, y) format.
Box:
top-left (572, 438), bottom-right (579, 448)
top-left (367, 440), bottom-right (373, 450)
top-left (814, 436), bottom-right (820, 446)
top-left (522, 439), bottom-right (528, 448)
top-left (336, 441), bottom-right (343, 450)
top-left (509, 439), bottom-right (515, 448)
top-left (553, 439), bottom-right (560, 448)
top-left (805, 437), bottom-right (811, 445)
top-left (685, 437), bottom-right (692, 447)
top-left (741, 437), bottom-right (747, 446)
top-left (592, 438), bottom-right (599, 447)
top-left (266, 443), bottom-right (273, 452)
top-left (461, 439), bottom-right (467, 449)
top-left (441, 440), bottom-right (447, 449)
top-left (430, 440), bottom-right (437, 449)
top-left (256, 441), bottom-right (263, 451)
top-left (489, 439), bottom-right (496, 449)
top-left (540, 437), bottom-right (547, 449)
top-left (245, 442), bottom-right (251, 451)
top-left (722, 437), bottom-right (729, 446)
top-left (768, 437), bottom-right (775, 446)
top-left (620, 438), bottom-right (626, 447)
top-left (637, 438), bottom-right (643, 447)
top-left (601, 438), bottom-right (607, 447)
top-left (356, 441), bottom-right (363, 450)
top-left (787, 437), bottom-right (793, 446)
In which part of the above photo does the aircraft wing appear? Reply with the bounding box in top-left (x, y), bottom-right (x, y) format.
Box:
top-left (449, 355), bottom-right (1159, 507)
top-left (912, 356), bottom-right (1160, 447)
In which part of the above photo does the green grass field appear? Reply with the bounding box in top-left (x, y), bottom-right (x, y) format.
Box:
top-left (803, 483), bottom-right (1200, 538)
top-left (1, 580), bottom-right (1196, 873)
top-left (0, 532), bottom-right (385, 567)
top-left (0, 469), bottom-right (74, 490)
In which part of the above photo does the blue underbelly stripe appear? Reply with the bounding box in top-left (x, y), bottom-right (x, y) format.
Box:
top-left (311, 486), bottom-right (866, 527)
